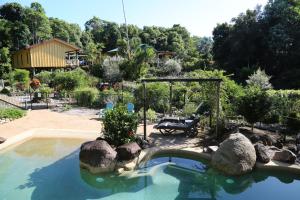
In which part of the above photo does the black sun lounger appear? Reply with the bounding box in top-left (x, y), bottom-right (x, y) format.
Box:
top-left (154, 116), bottom-right (200, 137)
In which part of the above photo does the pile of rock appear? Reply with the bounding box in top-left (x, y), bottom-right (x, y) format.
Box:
top-left (250, 133), bottom-right (298, 165)
top-left (208, 131), bottom-right (300, 176)
top-left (79, 138), bottom-right (144, 174)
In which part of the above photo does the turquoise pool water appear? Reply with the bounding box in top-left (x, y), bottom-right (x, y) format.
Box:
top-left (0, 138), bottom-right (300, 200)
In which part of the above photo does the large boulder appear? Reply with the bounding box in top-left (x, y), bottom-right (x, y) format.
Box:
top-left (211, 133), bottom-right (256, 175)
top-left (79, 140), bottom-right (117, 173)
top-left (116, 142), bottom-right (141, 161)
top-left (0, 137), bottom-right (6, 144)
top-left (272, 149), bottom-right (296, 164)
top-left (254, 143), bottom-right (270, 163)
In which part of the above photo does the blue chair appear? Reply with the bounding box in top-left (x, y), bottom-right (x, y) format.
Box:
top-left (106, 102), bottom-right (114, 110)
top-left (99, 102), bottom-right (114, 119)
top-left (127, 103), bottom-right (135, 113)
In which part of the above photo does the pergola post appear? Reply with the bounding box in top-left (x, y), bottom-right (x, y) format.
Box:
top-left (169, 81), bottom-right (173, 116)
top-left (216, 81), bottom-right (221, 137)
top-left (143, 82), bottom-right (147, 140)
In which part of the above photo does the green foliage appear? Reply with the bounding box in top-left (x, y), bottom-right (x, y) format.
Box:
top-left (24, 2), bottom-right (52, 43)
top-left (135, 83), bottom-right (169, 113)
top-left (102, 56), bottom-right (123, 82)
top-left (0, 47), bottom-right (11, 79)
top-left (0, 88), bottom-right (11, 95)
top-left (103, 106), bottom-right (138, 146)
top-left (38, 84), bottom-right (53, 99)
top-left (49, 17), bottom-right (82, 47)
top-left (266, 90), bottom-right (300, 124)
top-left (11, 69), bottom-right (30, 90)
top-left (0, 108), bottom-right (25, 119)
top-left (286, 112), bottom-right (300, 134)
top-left (52, 68), bottom-right (97, 93)
top-left (183, 103), bottom-right (197, 117)
top-left (35, 71), bottom-right (53, 85)
top-left (89, 64), bottom-right (103, 78)
top-left (212, 0), bottom-right (300, 88)
top-left (237, 86), bottom-right (272, 130)
top-left (122, 91), bottom-right (135, 104)
top-left (74, 87), bottom-right (99, 107)
top-left (139, 108), bottom-right (157, 123)
top-left (0, 3), bottom-right (25, 22)
top-left (98, 89), bottom-right (119, 106)
top-left (186, 70), bottom-right (244, 117)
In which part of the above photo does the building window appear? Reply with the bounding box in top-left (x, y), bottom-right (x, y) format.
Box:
top-left (21, 55), bottom-right (23, 65)
top-left (27, 53), bottom-right (29, 64)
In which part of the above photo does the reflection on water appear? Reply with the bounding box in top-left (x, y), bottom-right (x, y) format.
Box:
top-left (13, 138), bottom-right (84, 158)
top-left (142, 156), bottom-right (300, 200)
top-left (0, 138), bottom-right (300, 200)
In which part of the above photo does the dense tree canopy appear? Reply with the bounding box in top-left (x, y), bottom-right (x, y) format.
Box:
top-left (213, 0), bottom-right (300, 89)
top-left (0, 0), bottom-right (300, 88)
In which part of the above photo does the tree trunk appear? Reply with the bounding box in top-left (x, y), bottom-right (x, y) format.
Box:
top-left (251, 124), bottom-right (254, 133)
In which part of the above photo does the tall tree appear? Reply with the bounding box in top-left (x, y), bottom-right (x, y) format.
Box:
top-left (25, 2), bottom-right (52, 44)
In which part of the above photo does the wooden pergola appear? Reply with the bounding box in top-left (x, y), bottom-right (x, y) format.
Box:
top-left (141, 78), bottom-right (222, 140)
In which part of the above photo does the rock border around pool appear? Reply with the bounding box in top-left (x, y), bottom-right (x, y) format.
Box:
top-left (1, 129), bottom-right (300, 176)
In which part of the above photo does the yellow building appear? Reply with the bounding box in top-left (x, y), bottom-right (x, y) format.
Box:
top-left (12, 38), bottom-right (80, 70)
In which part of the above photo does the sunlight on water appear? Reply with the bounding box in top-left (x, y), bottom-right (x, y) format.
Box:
top-left (0, 138), bottom-right (300, 200)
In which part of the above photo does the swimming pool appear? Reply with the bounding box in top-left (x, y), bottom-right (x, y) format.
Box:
top-left (0, 138), bottom-right (300, 200)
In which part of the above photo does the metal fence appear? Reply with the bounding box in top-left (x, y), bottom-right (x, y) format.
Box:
top-left (0, 92), bottom-right (76, 110)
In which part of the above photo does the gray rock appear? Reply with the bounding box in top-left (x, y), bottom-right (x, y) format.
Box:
top-left (260, 134), bottom-right (277, 146)
top-left (136, 137), bottom-right (151, 149)
top-left (0, 137), bottom-right (6, 144)
top-left (211, 133), bottom-right (256, 175)
top-left (116, 142), bottom-right (141, 161)
top-left (254, 143), bottom-right (270, 163)
top-left (250, 135), bottom-right (260, 144)
top-left (286, 144), bottom-right (297, 154)
top-left (272, 149), bottom-right (296, 164)
top-left (79, 140), bottom-right (117, 173)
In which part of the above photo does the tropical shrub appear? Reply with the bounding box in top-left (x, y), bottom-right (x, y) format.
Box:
top-left (122, 91), bottom-right (135, 104)
top-left (52, 68), bottom-right (96, 93)
top-left (103, 106), bottom-right (138, 146)
top-left (35, 71), bottom-right (53, 85)
top-left (237, 86), bottom-right (272, 131)
top-left (0, 108), bottom-right (26, 119)
top-left (135, 82), bottom-right (169, 113)
top-left (74, 87), bottom-right (99, 107)
top-left (10, 69), bottom-right (30, 90)
top-left (183, 102), bottom-right (198, 117)
top-left (186, 70), bottom-right (244, 117)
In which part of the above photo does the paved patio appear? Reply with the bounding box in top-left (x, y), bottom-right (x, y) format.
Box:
top-left (0, 108), bottom-right (202, 149)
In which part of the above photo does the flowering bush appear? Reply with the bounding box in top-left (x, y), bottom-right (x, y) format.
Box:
top-left (103, 105), bottom-right (138, 146)
top-left (30, 78), bottom-right (41, 90)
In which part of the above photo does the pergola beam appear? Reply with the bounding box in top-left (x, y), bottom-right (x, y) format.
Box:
top-left (142, 78), bottom-right (222, 83)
